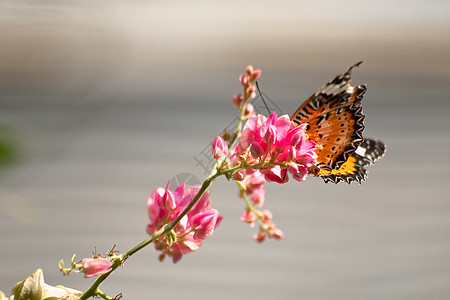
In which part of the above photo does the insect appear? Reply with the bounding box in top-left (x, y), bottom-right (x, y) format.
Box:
top-left (291, 61), bottom-right (386, 184)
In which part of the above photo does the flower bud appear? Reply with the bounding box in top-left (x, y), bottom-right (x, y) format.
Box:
top-left (290, 128), bottom-right (304, 147)
top-left (239, 74), bottom-right (250, 87)
top-left (264, 125), bottom-right (277, 145)
top-left (211, 135), bottom-right (229, 159)
top-left (81, 258), bottom-right (112, 278)
top-left (269, 228), bottom-right (284, 240)
top-left (261, 209), bottom-right (273, 222)
top-left (249, 69), bottom-right (262, 81)
top-left (250, 142), bottom-right (264, 158)
top-left (246, 65), bottom-right (254, 76)
top-left (241, 210), bottom-right (257, 226)
top-left (246, 65), bottom-right (262, 81)
top-left (253, 231), bottom-right (266, 243)
top-left (246, 85), bottom-right (256, 98)
top-left (232, 93), bottom-right (245, 107)
top-left (243, 103), bottom-right (255, 118)
top-left (250, 188), bottom-right (265, 207)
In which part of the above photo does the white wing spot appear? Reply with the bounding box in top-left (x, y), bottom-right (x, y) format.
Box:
top-left (354, 146), bottom-right (366, 157)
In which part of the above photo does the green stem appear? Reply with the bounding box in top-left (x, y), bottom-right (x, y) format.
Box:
top-left (80, 172), bottom-right (222, 300)
top-left (96, 289), bottom-right (112, 300)
top-left (236, 181), bottom-right (266, 229)
top-left (237, 181), bottom-right (259, 215)
top-left (228, 106), bottom-right (246, 147)
top-left (229, 86), bottom-right (253, 148)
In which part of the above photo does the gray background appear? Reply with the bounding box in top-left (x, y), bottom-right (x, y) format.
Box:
top-left (1, 1), bottom-right (450, 299)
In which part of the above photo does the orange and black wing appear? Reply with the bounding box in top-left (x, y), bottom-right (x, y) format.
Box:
top-left (291, 61), bottom-right (366, 172)
top-left (315, 138), bottom-right (386, 184)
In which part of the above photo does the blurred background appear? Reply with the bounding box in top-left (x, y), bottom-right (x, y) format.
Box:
top-left (1, 1), bottom-right (449, 299)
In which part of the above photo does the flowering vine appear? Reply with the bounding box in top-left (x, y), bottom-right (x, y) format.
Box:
top-left (1, 65), bottom-right (319, 300)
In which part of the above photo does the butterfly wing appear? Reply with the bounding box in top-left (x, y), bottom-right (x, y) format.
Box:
top-left (316, 138), bottom-right (386, 183)
top-left (291, 61), bottom-right (366, 171)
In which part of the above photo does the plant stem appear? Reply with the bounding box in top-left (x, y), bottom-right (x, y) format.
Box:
top-left (236, 181), bottom-right (267, 229)
top-left (228, 99), bottom-right (248, 147)
top-left (236, 181), bottom-right (259, 216)
top-left (96, 289), bottom-right (111, 300)
top-left (80, 172), bottom-right (221, 300)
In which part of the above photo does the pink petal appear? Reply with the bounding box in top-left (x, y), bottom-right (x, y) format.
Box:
top-left (264, 165), bottom-right (289, 183)
top-left (292, 165), bottom-right (309, 182)
top-left (251, 188), bottom-right (265, 207)
top-left (264, 125), bottom-right (277, 144)
top-left (250, 142), bottom-right (264, 158)
top-left (81, 258), bottom-right (112, 278)
top-left (240, 128), bottom-right (255, 149)
top-left (212, 135), bottom-right (229, 159)
top-left (191, 210), bottom-right (219, 240)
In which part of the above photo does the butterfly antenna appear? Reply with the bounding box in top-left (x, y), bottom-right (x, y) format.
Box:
top-left (347, 61), bottom-right (363, 73)
top-left (255, 81), bottom-right (271, 115)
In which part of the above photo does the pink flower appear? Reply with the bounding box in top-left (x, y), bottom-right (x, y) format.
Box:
top-left (240, 209), bottom-right (257, 226)
top-left (211, 135), bottom-right (228, 159)
top-left (191, 210), bottom-right (220, 240)
top-left (261, 210), bottom-right (272, 222)
top-left (241, 171), bottom-right (266, 207)
top-left (253, 232), bottom-right (266, 243)
top-left (248, 209), bottom-right (284, 243)
top-left (288, 162), bottom-right (309, 182)
top-left (243, 103), bottom-right (255, 118)
top-left (238, 112), bottom-right (318, 183)
top-left (246, 65), bottom-right (261, 82)
top-left (232, 93), bottom-right (245, 107)
top-left (264, 165), bottom-right (288, 183)
top-left (147, 181), bottom-right (221, 263)
top-left (269, 228), bottom-right (284, 240)
top-left (81, 258), bottom-right (112, 278)
top-left (233, 169), bottom-right (246, 181)
top-left (240, 74), bottom-right (250, 87)
top-left (231, 65), bottom-right (262, 109)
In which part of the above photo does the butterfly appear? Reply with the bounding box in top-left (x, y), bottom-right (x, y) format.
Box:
top-left (291, 61), bottom-right (386, 184)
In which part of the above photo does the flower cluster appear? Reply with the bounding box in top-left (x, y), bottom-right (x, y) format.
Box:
top-left (238, 171), bottom-right (284, 242)
top-left (231, 65), bottom-right (261, 118)
top-left (235, 111), bottom-right (318, 183)
top-left (147, 181), bottom-right (221, 263)
top-left (241, 208), bottom-right (284, 243)
top-left (211, 65), bottom-right (318, 242)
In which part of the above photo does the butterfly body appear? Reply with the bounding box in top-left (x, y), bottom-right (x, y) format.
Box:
top-left (291, 62), bottom-right (386, 184)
